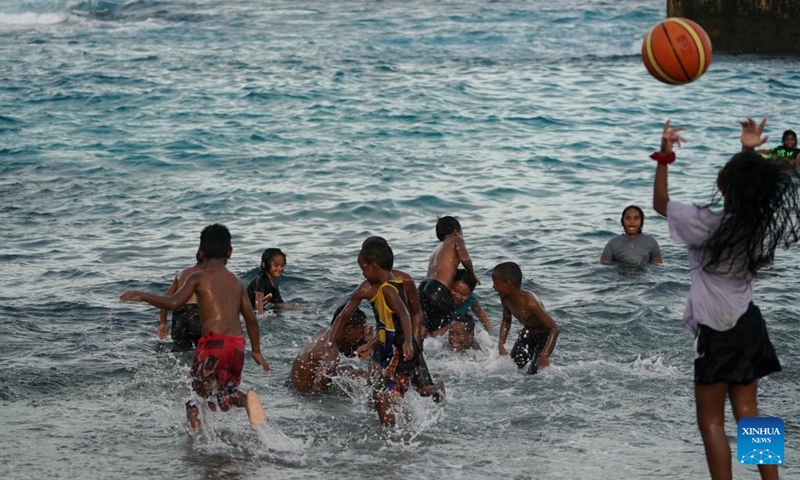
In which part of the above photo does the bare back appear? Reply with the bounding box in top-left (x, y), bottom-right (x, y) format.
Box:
top-left (426, 237), bottom-right (460, 287)
top-left (290, 328), bottom-right (332, 391)
top-left (191, 264), bottom-right (247, 337)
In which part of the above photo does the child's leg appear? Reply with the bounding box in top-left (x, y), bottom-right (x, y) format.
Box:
top-left (729, 381), bottom-right (779, 480)
top-left (374, 391), bottom-right (396, 427)
top-left (695, 382), bottom-right (731, 480)
top-left (231, 390), bottom-right (268, 429)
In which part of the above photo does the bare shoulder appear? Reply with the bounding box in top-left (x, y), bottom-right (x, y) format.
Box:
top-left (524, 289), bottom-right (544, 308)
top-left (392, 269), bottom-right (413, 283)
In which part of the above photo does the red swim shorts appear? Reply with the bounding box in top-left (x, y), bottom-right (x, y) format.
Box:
top-left (189, 332), bottom-right (245, 411)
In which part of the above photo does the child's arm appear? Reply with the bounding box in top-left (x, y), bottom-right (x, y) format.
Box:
top-left (498, 302), bottom-right (512, 356)
top-left (120, 274), bottom-right (199, 310)
top-left (528, 295), bottom-right (560, 370)
top-left (397, 272), bottom-right (424, 341)
top-left (255, 291), bottom-right (266, 315)
top-left (329, 282), bottom-right (372, 345)
top-left (241, 289), bottom-right (270, 372)
top-left (383, 285), bottom-right (414, 362)
top-left (471, 298), bottom-right (492, 330)
top-left (356, 335), bottom-right (379, 360)
top-left (158, 277), bottom-right (179, 339)
top-left (653, 120), bottom-right (687, 216)
top-left (454, 236), bottom-right (480, 285)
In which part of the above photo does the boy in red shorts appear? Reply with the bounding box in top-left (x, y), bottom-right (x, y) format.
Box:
top-left (121, 224), bottom-right (270, 430)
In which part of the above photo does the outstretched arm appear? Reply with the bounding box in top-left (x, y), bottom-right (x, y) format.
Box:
top-left (120, 274), bottom-right (199, 311)
top-left (241, 289), bottom-right (269, 372)
top-left (653, 119), bottom-right (687, 217)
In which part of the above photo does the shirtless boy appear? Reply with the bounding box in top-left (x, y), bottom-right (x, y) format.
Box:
top-left (493, 262), bottom-right (559, 375)
top-left (120, 224), bottom-right (270, 430)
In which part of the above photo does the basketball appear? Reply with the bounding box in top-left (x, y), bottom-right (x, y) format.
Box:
top-left (642, 18), bottom-right (713, 85)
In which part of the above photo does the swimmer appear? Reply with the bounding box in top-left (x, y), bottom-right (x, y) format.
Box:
top-left (451, 269), bottom-right (492, 331)
top-left (600, 205), bottom-right (663, 266)
top-left (448, 314), bottom-right (481, 352)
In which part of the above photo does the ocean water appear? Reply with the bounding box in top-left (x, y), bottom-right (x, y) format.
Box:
top-left (2, 0), bottom-right (799, 478)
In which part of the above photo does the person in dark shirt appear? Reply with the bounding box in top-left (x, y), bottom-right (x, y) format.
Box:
top-left (246, 248), bottom-right (297, 313)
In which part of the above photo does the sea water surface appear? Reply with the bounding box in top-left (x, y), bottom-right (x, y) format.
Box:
top-left (1, 0), bottom-right (799, 478)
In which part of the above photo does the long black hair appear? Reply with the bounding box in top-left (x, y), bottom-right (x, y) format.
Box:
top-left (702, 152), bottom-right (800, 276)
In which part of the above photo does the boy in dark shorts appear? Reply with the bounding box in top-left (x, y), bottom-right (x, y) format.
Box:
top-left (329, 237), bottom-right (415, 427)
top-left (419, 216), bottom-right (480, 337)
top-left (159, 251), bottom-right (204, 350)
top-left (493, 262), bottom-right (559, 374)
top-left (121, 224), bottom-right (270, 430)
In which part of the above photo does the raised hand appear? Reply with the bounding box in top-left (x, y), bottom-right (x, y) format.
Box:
top-left (660, 119), bottom-right (688, 154)
top-left (739, 117), bottom-right (769, 150)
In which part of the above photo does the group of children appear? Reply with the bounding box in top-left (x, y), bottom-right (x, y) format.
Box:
top-left (120, 118), bottom-right (800, 479)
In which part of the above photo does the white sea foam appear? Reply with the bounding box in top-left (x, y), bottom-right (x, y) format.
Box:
top-left (0, 12), bottom-right (68, 26)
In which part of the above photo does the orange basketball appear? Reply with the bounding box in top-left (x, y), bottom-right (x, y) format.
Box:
top-left (642, 18), bottom-right (713, 85)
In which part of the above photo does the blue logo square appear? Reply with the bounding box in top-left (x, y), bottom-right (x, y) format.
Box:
top-left (738, 417), bottom-right (784, 465)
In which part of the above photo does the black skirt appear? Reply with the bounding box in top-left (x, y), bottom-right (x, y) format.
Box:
top-left (694, 302), bottom-right (782, 385)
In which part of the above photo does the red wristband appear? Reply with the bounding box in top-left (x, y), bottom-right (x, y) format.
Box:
top-left (650, 151), bottom-right (676, 164)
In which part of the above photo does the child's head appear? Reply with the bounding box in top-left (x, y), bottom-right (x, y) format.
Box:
top-left (708, 152), bottom-right (800, 276)
top-left (492, 262), bottom-right (522, 295)
top-left (436, 216), bottom-right (462, 241)
top-left (782, 129), bottom-right (797, 149)
top-left (358, 236), bottom-right (393, 283)
top-left (451, 268), bottom-right (478, 307)
top-left (620, 205), bottom-right (645, 236)
top-left (448, 314), bottom-right (476, 351)
top-left (260, 248), bottom-right (286, 279)
top-left (199, 224), bottom-right (232, 259)
top-left (331, 304), bottom-right (367, 356)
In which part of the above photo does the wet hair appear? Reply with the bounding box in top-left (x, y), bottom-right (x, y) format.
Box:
top-left (620, 205), bottom-right (645, 234)
top-left (435, 216), bottom-right (462, 241)
top-left (199, 224), bottom-right (231, 259)
top-left (702, 152), bottom-right (800, 276)
top-left (782, 129), bottom-right (796, 145)
top-left (454, 268), bottom-right (478, 292)
top-left (359, 236), bottom-right (393, 270)
top-left (260, 248), bottom-right (286, 274)
top-left (452, 313), bottom-right (476, 333)
top-left (331, 303), bottom-right (367, 328)
top-left (492, 262), bottom-right (522, 288)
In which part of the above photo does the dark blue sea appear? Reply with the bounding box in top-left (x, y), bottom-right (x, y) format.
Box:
top-left (2, 0), bottom-right (799, 478)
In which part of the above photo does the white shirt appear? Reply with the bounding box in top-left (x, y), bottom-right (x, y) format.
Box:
top-left (667, 201), bottom-right (752, 332)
